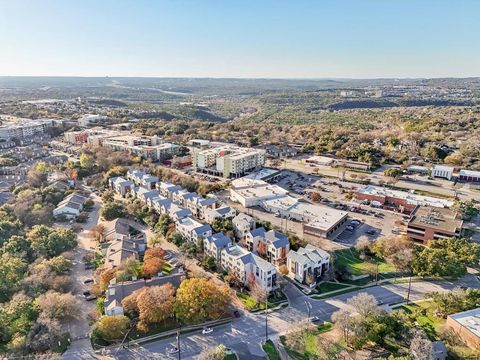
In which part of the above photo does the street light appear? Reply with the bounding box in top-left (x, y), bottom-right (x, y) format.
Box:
top-left (264, 295), bottom-right (268, 343)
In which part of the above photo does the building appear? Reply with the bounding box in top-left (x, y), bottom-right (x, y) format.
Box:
top-left (459, 169), bottom-right (480, 183)
top-left (53, 193), bottom-right (88, 219)
top-left (0, 118), bottom-right (54, 140)
top-left (230, 178), bottom-right (288, 208)
top-left (287, 244), bottom-right (330, 285)
top-left (78, 114), bottom-right (109, 127)
top-left (245, 228), bottom-right (290, 267)
top-left (104, 237), bottom-right (145, 268)
top-left (355, 185), bottom-right (453, 212)
top-left (64, 130), bottom-right (89, 144)
top-left (186, 195), bottom-right (217, 219)
top-left (259, 144), bottom-right (298, 158)
top-left (109, 177), bottom-right (134, 197)
top-left (104, 273), bottom-right (184, 316)
top-left (220, 244), bottom-right (277, 292)
top-left (175, 217), bottom-right (212, 242)
top-left (407, 206), bottom-right (463, 243)
top-left (103, 135), bottom-right (178, 161)
top-left (446, 308), bottom-right (480, 349)
top-left (336, 159), bottom-right (372, 171)
top-left (193, 145), bottom-right (266, 178)
top-left (203, 233), bottom-right (232, 263)
top-left (431, 165), bottom-right (454, 180)
top-left (232, 213), bottom-right (256, 240)
top-left (204, 206), bottom-right (236, 224)
top-left (304, 155), bottom-right (335, 166)
top-left (407, 165), bottom-right (429, 175)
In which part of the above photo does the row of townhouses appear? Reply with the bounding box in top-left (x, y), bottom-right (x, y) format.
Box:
top-left (109, 169), bottom-right (331, 292)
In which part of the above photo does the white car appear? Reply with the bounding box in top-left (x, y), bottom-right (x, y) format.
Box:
top-left (202, 327), bottom-right (213, 335)
top-left (167, 346), bottom-right (179, 354)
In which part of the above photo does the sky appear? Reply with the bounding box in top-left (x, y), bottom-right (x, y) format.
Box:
top-left (0, 0), bottom-right (479, 79)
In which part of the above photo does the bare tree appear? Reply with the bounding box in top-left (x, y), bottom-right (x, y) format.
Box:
top-left (410, 330), bottom-right (435, 360)
top-left (331, 309), bottom-right (354, 344)
top-left (347, 292), bottom-right (381, 318)
top-left (198, 345), bottom-right (228, 360)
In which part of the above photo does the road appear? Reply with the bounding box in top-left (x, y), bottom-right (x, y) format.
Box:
top-left (112, 277), bottom-right (479, 360)
top-left (61, 189), bottom-right (102, 360)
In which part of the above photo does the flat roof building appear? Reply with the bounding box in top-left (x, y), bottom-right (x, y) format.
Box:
top-left (407, 206), bottom-right (463, 243)
top-left (446, 307), bottom-right (480, 349)
top-left (459, 169), bottom-right (480, 183)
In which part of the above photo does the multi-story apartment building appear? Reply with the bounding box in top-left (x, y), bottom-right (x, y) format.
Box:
top-left (194, 145), bottom-right (266, 178)
top-left (220, 244), bottom-right (277, 293)
top-left (245, 228), bottom-right (290, 267)
top-left (176, 217), bottom-right (212, 243)
top-left (0, 118), bottom-right (54, 140)
top-left (103, 135), bottom-right (179, 161)
top-left (286, 244), bottom-right (330, 285)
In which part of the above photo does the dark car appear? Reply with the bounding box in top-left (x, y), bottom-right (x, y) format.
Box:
top-left (85, 294), bottom-right (98, 301)
top-left (233, 310), bottom-right (241, 318)
top-left (83, 279), bottom-right (94, 284)
top-left (83, 290), bottom-right (91, 297)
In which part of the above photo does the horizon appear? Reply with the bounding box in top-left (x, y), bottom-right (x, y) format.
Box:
top-left (1, 0), bottom-right (479, 78)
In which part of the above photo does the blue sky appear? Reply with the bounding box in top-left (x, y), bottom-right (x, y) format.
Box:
top-left (0, 0), bottom-right (479, 78)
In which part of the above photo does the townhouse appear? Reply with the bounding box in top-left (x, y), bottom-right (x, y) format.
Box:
top-left (53, 192), bottom-right (89, 220)
top-left (203, 233), bottom-right (232, 263)
top-left (176, 216), bottom-right (213, 243)
top-left (245, 228), bottom-right (290, 267)
top-left (204, 206), bottom-right (236, 224)
top-left (109, 177), bottom-right (134, 197)
top-left (232, 213), bottom-right (256, 240)
top-left (286, 244), bottom-right (330, 285)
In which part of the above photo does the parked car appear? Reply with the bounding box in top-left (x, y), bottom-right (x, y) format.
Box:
top-left (85, 294), bottom-right (97, 301)
top-left (167, 347), bottom-right (179, 354)
top-left (83, 290), bottom-right (91, 297)
top-left (83, 279), bottom-right (94, 284)
top-left (233, 310), bottom-right (241, 318)
top-left (366, 230), bottom-right (377, 235)
top-left (202, 327), bottom-right (213, 335)
top-left (310, 316), bottom-right (320, 322)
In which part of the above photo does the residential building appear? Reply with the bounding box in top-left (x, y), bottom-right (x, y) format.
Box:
top-left (78, 114), bottom-right (109, 127)
top-left (103, 135), bottom-right (178, 161)
top-left (431, 165), bottom-right (454, 180)
top-left (104, 273), bottom-right (184, 316)
top-left (245, 228), bottom-right (290, 266)
top-left (220, 244), bottom-right (277, 292)
top-left (459, 169), bottom-right (480, 183)
top-left (355, 185), bottom-right (454, 212)
top-left (158, 182), bottom-right (182, 199)
top-left (175, 217), bottom-right (212, 242)
top-left (232, 213), bottom-right (256, 240)
top-left (204, 206), bottom-right (236, 224)
top-left (64, 130), bottom-right (89, 144)
top-left (186, 195), bottom-right (217, 219)
top-left (193, 145), bottom-right (266, 178)
top-left (0, 118), bottom-right (54, 140)
top-left (287, 244), bottom-right (330, 284)
top-left (173, 190), bottom-right (198, 207)
top-left (53, 192), bottom-right (88, 219)
top-left (446, 307), bottom-right (480, 349)
top-left (105, 238), bottom-right (141, 268)
top-left (203, 233), bottom-right (232, 263)
top-left (407, 206), bottom-right (463, 243)
top-left (109, 177), bottom-right (134, 197)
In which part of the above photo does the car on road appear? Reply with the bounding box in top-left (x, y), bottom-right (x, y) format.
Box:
top-left (310, 316), bottom-right (320, 322)
top-left (85, 294), bottom-right (97, 301)
top-left (376, 300), bottom-right (384, 305)
top-left (83, 279), bottom-right (94, 284)
top-left (366, 230), bottom-right (377, 235)
top-left (84, 263), bottom-right (94, 270)
top-left (167, 346), bottom-right (179, 354)
top-left (83, 290), bottom-right (91, 297)
top-left (233, 310), bottom-right (241, 318)
top-left (202, 327), bottom-right (213, 335)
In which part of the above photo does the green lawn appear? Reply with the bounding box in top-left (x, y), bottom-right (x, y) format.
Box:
top-left (401, 301), bottom-right (444, 340)
top-left (237, 290), bottom-right (287, 312)
top-left (316, 282), bottom-right (351, 293)
top-left (312, 287), bottom-right (360, 300)
top-left (262, 340), bottom-right (281, 360)
top-left (162, 263), bottom-right (174, 275)
top-left (224, 354), bottom-right (237, 360)
top-left (334, 248), bottom-right (396, 276)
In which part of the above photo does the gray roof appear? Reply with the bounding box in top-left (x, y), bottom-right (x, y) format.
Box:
top-left (250, 227), bottom-right (266, 238)
top-left (194, 224), bottom-right (212, 235)
top-left (206, 233), bottom-right (232, 248)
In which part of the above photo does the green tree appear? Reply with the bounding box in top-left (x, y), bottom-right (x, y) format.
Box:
top-left (101, 202), bottom-right (125, 221)
top-left (0, 254), bottom-right (28, 302)
top-left (93, 315), bottom-right (130, 341)
top-left (27, 225), bottom-right (77, 259)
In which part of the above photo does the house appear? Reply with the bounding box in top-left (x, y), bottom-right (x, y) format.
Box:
top-left (287, 244), bottom-right (330, 285)
top-left (175, 217), bottom-right (212, 242)
top-left (165, 202), bottom-right (192, 222)
top-left (245, 228), bottom-right (290, 266)
top-left (185, 195), bottom-right (217, 219)
top-left (140, 174), bottom-right (159, 190)
top-left (53, 192), bottom-right (88, 219)
top-left (431, 165), bottom-right (454, 180)
top-left (204, 206), bottom-right (236, 224)
top-left (173, 190), bottom-right (197, 207)
top-left (102, 218), bottom-right (143, 242)
top-left (232, 213), bottom-right (256, 240)
top-left (220, 244), bottom-right (277, 293)
top-left (126, 170), bottom-right (146, 184)
top-left (110, 177), bottom-right (134, 197)
top-left (203, 233), bottom-right (232, 262)
top-left (132, 186), bottom-right (158, 203)
top-left (104, 238), bottom-right (142, 268)
top-left (104, 273), bottom-right (184, 316)
top-left (158, 182), bottom-right (182, 199)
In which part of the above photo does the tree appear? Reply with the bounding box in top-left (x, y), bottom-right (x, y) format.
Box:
top-left (409, 330), bottom-right (435, 360)
top-left (143, 247), bottom-right (166, 278)
top-left (79, 153), bottom-right (95, 170)
top-left (1, 235), bottom-right (33, 261)
top-left (347, 292), bottom-right (381, 318)
top-left (0, 254), bottom-right (28, 302)
top-left (101, 202), bottom-right (125, 221)
top-left (198, 344), bottom-right (228, 360)
top-left (93, 315), bottom-right (130, 341)
top-left (174, 278), bottom-right (231, 324)
top-left (115, 258), bottom-right (143, 282)
top-left (27, 225), bottom-right (77, 259)
top-left (36, 291), bottom-right (80, 321)
top-left (332, 309), bottom-right (354, 344)
top-left (135, 284), bottom-right (176, 331)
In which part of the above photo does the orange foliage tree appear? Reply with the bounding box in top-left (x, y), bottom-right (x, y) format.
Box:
top-left (143, 247), bottom-right (166, 278)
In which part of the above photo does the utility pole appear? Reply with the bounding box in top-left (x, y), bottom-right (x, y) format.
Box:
top-left (406, 274), bottom-right (412, 304)
top-left (176, 326), bottom-right (181, 360)
top-left (264, 295), bottom-right (268, 343)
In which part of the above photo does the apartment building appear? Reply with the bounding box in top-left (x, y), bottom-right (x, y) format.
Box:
top-left (103, 135), bottom-right (178, 161)
top-left (53, 192), bottom-right (89, 219)
top-left (109, 177), bottom-right (134, 197)
top-left (245, 228), bottom-right (290, 267)
top-left (0, 118), bottom-right (54, 140)
top-left (204, 206), bottom-right (236, 224)
top-left (407, 206), bottom-right (463, 243)
top-left (286, 244), bottom-right (330, 285)
top-left (194, 145), bottom-right (266, 178)
top-left (220, 244), bottom-right (277, 293)
top-left (232, 213), bottom-right (256, 240)
top-left (203, 233), bottom-right (232, 262)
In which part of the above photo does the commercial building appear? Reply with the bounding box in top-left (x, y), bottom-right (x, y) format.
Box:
top-left (407, 206), bottom-right (463, 243)
top-left (287, 244), bottom-right (330, 285)
top-left (193, 145), bottom-right (266, 178)
top-left (446, 308), bottom-right (480, 349)
top-left (431, 165), bottom-right (454, 180)
top-left (355, 185), bottom-right (453, 212)
top-left (78, 114), bottom-right (109, 127)
top-left (230, 178), bottom-right (288, 208)
top-left (459, 169), bottom-right (480, 183)
top-left (259, 144), bottom-right (298, 158)
top-left (0, 118), bottom-right (54, 140)
top-left (220, 244), bottom-right (277, 293)
top-left (304, 155), bottom-right (335, 166)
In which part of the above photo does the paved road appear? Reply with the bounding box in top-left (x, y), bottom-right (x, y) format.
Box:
top-left (112, 277), bottom-right (480, 360)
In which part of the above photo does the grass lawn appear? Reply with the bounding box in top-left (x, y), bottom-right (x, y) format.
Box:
top-left (334, 248), bottom-right (396, 276)
top-left (312, 287), bottom-right (360, 300)
top-left (162, 263), bottom-right (174, 275)
top-left (316, 282), bottom-right (351, 293)
top-left (401, 301), bottom-right (444, 340)
top-left (237, 290), bottom-right (287, 312)
top-left (224, 354), bottom-right (237, 360)
top-left (262, 340), bottom-right (281, 360)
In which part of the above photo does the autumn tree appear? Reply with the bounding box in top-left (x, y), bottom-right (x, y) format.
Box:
top-left (347, 292), bottom-right (381, 318)
top-left (198, 345), bottom-right (228, 360)
top-left (136, 284), bottom-right (176, 331)
top-left (174, 278), bottom-right (231, 324)
top-left (36, 291), bottom-right (80, 321)
top-left (143, 247), bottom-right (166, 278)
top-left (93, 315), bottom-right (130, 341)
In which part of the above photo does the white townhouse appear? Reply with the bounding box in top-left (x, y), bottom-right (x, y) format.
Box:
top-left (232, 213), bottom-right (256, 240)
top-left (53, 193), bottom-right (88, 219)
top-left (286, 244), bottom-right (330, 285)
top-left (204, 206), bottom-right (236, 224)
top-left (220, 244), bottom-right (277, 293)
top-left (176, 217), bottom-right (213, 243)
top-left (203, 233), bottom-right (232, 263)
top-left (158, 182), bottom-right (182, 199)
top-left (110, 177), bottom-right (134, 197)
top-left (245, 228), bottom-right (290, 267)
